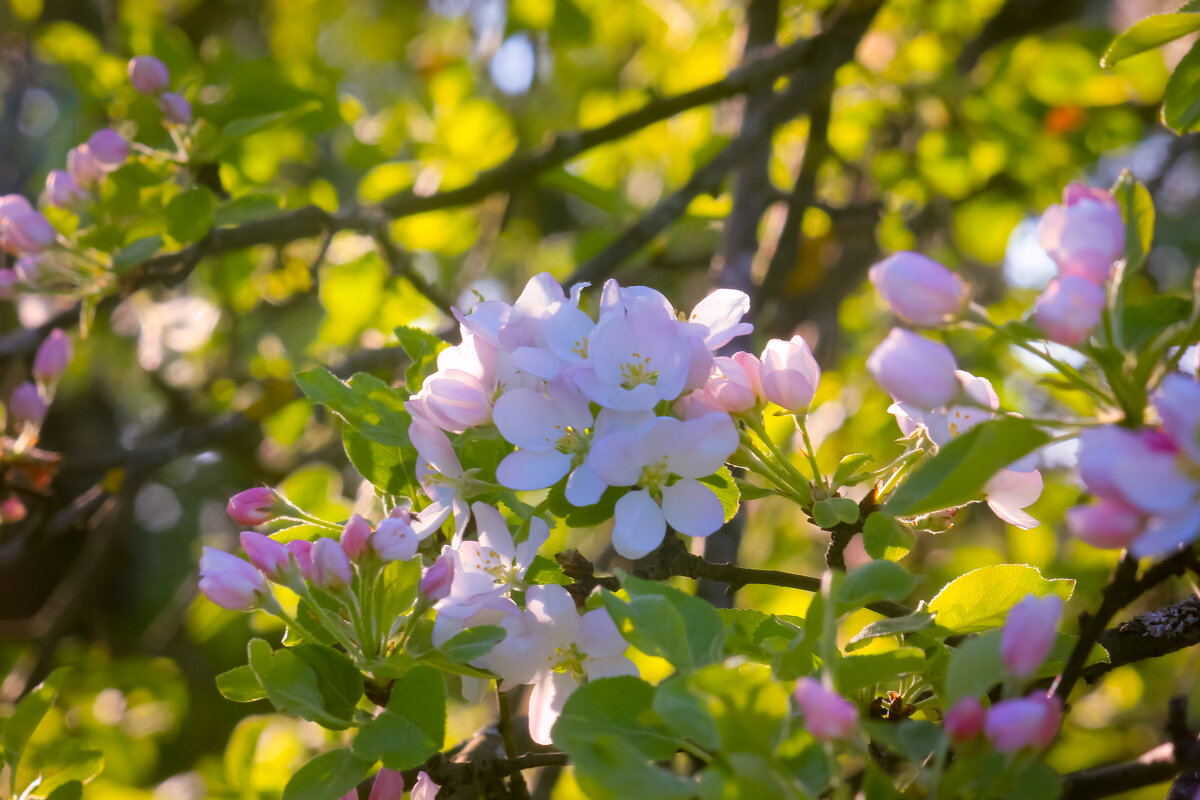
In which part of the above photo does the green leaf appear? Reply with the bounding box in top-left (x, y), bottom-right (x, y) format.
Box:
top-left (699, 467), bottom-right (740, 522)
top-left (547, 482), bottom-right (625, 528)
top-left (525, 554), bottom-right (573, 585)
top-left (833, 453), bottom-right (874, 487)
top-left (112, 235), bottom-right (164, 273)
top-left (223, 99), bottom-right (322, 142)
top-left (352, 665), bottom-right (446, 770)
top-left (21, 741), bottom-right (103, 796)
top-left (395, 325), bottom-right (448, 389)
top-left (836, 647), bottom-right (925, 694)
top-left (1111, 170), bottom-right (1155, 282)
top-left (165, 186), bottom-right (216, 243)
top-left (883, 417), bottom-right (1050, 517)
top-left (846, 611), bottom-right (936, 651)
top-left (213, 191), bottom-right (283, 226)
top-left (570, 734), bottom-right (698, 800)
top-left (862, 720), bottom-right (943, 766)
top-left (3, 667), bottom-right (68, 770)
top-left (216, 665), bottom-right (266, 703)
top-left (247, 639), bottom-right (356, 729)
top-left (45, 781), bottom-right (83, 800)
top-left (653, 676), bottom-right (721, 751)
top-left (281, 749), bottom-right (372, 800)
top-left (862, 513), bottom-right (916, 561)
top-left (604, 575), bottom-right (726, 671)
top-left (290, 644), bottom-right (364, 721)
top-left (552, 676), bottom-right (682, 759)
top-left (1103, 13), bottom-right (1200, 66)
top-left (1164, 39), bottom-right (1200, 132)
top-left (812, 496), bottom-right (859, 528)
top-left (928, 564), bottom-right (1074, 634)
top-left (837, 560), bottom-right (920, 612)
top-left (295, 368), bottom-right (412, 447)
top-left (344, 428), bottom-right (414, 496)
top-left (437, 626), bottom-right (506, 663)
top-left (943, 630), bottom-right (1006, 705)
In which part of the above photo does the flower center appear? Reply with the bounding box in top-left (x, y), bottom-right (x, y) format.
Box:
top-left (620, 353), bottom-right (659, 390)
top-left (548, 642), bottom-right (587, 678)
top-left (638, 457), bottom-right (670, 492)
top-left (554, 425), bottom-right (592, 462)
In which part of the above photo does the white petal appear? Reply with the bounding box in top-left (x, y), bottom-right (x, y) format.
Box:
top-left (985, 469), bottom-right (1044, 510)
top-left (689, 288), bottom-right (752, 349)
top-left (515, 516), bottom-right (551, 574)
top-left (473, 502), bottom-right (515, 559)
top-left (497, 449), bottom-right (572, 490)
top-left (1114, 453), bottom-right (1196, 515)
top-left (588, 432), bottom-right (643, 486)
top-left (579, 608), bottom-right (628, 657)
top-left (612, 490), bottom-right (666, 559)
top-left (1132, 506), bottom-right (1200, 558)
top-left (668, 413), bottom-right (739, 479)
top-left (409, 416), bottom-right (462, 477)
top-left (987, 499), bottom-right (1039, 530)
top-left (493, 388), bottom-right (562, 450)
top-left (585, 655), bottom-right (639, 679)
top-left (529, 671), bottom-right (577, 746)
top-left (661, 479), bottom-right (725, 536)
top-left (565, 463), bottom-right (607, 506)
top-left (510, 345), bottom-right (566, 380)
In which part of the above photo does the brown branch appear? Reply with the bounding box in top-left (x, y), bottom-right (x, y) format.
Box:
top-left (1083, 595), bottom-right (1200, 683)
top-left (371, 223), bottom-right (455, 318)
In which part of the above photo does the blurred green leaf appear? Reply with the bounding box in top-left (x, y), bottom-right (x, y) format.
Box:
top-left (437, 626), bottom-right (506, 663)
top-left (1103, 13), bottom-right (1200, 66)
top-left (699, 467), bottom-right (740, 523)
top-left (929, 564), bottom-right (1074, 634)
top-left (395, 325), bottom-right (448, 389)
top-left (862, 513), bottom-right (917, 562)
top-left (847, 611), bottom-right (936, 651)
top-left (112, 235), bottom-right (164, 273)
top-left (943, 630), bottom-right (1005, 705)
top-left (812, 496), bottom-right (860, 528)
top-left (837, 560), bottom-right (920, 612)
top-left (2, 667), bottom-right (68, 772)
top-left (215, 665), bottom-right (266, 703)
top-left (1164, 39), bottom-right (1200, 132)
top-left (836, 647), bottom-right (925, 694)
top-left (352, 666), bottom-right (445, 770)
top-left (552, 676), bottom-right (681, 759)
top-left (281, 749), bottom-right (372, 800)
top-left (166, 186), bottom-right (216, 243)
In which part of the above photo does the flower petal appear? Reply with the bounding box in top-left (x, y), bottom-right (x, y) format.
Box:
top-left (565, 463), bottom-right (607, 506)
top-left (612, 490), bottom-right (666, 559)
top-left (472, 502), bottom-right (515, 560)
top-left (528, 671), bottom-right (577, 746)
top-left (497, 449), bottom-right (572, 490)
top-left (1131, 506), bottom-right (1200, 558)
top-left (661, 478), bottom-right (725, 537)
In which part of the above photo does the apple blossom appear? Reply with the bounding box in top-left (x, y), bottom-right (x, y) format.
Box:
top-left (867, 328), bottom-right (959, 409)
top-left (411, 772), bottom-right (439, 800)
top-left (368, 768), bottom-right (404, 800)
top-left (868, 252), bottom-right (969, 326)
top-left (285, 540), bottom-right (315, 581)
top-left (67, 145), bottom-right (106, 188)
top-left (589, 412), bottom-right (739, 559)
top-left (128, 55), bottom-right (170, 94)
top-left (944, 696), bottom-right (985, 743)
top-left (310, 537), bottom-right (353, 589)
top-left (409, 416), bottom-right (472, 539)
top-left (1038, 183), bottom-right (1124, 286)
top-left (759, 336), bottom-right (821, 413)
top-left (226, 487), bottom-right (280, 526)
top-left (9, 382), bottom-right (46, 425)
top-left (693, 354), bottom-right (761, 414)
top-left (33, 329), bottom-right (73, 382)
top-left (1, 211), bottom-right (56, 255)
top-left (1035, 276), bottom-right (1105, 347)
top-left (45, 170), bottom-right (86, 208)
top-left (1001, 594), bottom-right (1062, 678)
top-left (985, 693), bottom-right (1061, 752)
top-left (339, 513), bottom-right (373, 560)
top-left (1154, 373), bottom-right (1200, 462)
top-left (199, 547), bottom-right (266, 611)
top-left (793, 678), bottom-right (858, 741)
top-left (240, 531), bottom-right (290, 579)
top-left (420, 552), bottom-right (455, 600)
top-left (687, 287), bottom-right (754, 349)
top-left (87, 129), bottom-right (129, 166)
top-left (160, 92), bottom-right (193, 125)
top-left (1066, 499), bottom-right (1144, 549)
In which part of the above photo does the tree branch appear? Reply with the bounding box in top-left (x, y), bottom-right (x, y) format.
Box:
top-left (1083, 595), bottom-right (1200, 683)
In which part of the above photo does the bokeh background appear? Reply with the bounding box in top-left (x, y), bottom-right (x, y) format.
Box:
top-left (1, 0), bottom-right (1198, 797)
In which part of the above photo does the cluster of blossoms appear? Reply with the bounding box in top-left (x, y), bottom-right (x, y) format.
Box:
top-left (0, 55), bottom-right (191, 294)
top-left (1069, 373), bottom-right (1200, 556)
top-left (335, 767), bottom-right (437, 800)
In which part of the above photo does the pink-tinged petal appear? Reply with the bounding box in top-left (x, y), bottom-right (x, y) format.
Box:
top-left (410, 771), bottom-right (440, 800)
top-left (669, 413), bottom-right (739, 478)
top-left (525, 584), bottom-right (578, 628)
top-left (593, 408), bottom-right (656, 438)
top-left (494, 388), bottom-right (561, 450)
top-left (409, 416), bottom-right (462, 477)
top-left (944, 697), bottom-right (985, 743)
top-left (510, 345), bottom-right (565, 379)
top-left (985, 469), bottom-right (1043, 529)
top-left (529, 671), bottom-right (577, 746)
top-left (612, 490), bottom-right (666, 559)
top-left (544, 305), bottom-right (596, 364)
top-left (958, 371), bottom-right (999, 410)
top-left (867, 328), bottom-right (959, 409)
top-left (1001, 594), bottom-right (1062, 678)
top-left (1154, 374), bottom-right (1200, 462)
top-left (411, 502), bottom-right (453, 538)
top-left (1112, 450), bottom-right (1195, 515)
top-left (1066, 499), bottom-right (1143, 549)
top-left (868, 252), bottom-right (968, 327)
top-left (987, 500), bottom-right (1038, 530)
top-left (579, 608), bottom-right (629, 657)
top-left (689, 288), bottom-right (752, 349)
top-left (547, 373), bottom-right (594, 430)
top-left (515, 517), bottom-right (551, 574)
top-left (586, 655), bottom-right (639, 679)
top-left (473, 502), bottom-right (516, 560)
top-left (589, 431), bottom-right (643, 486)
top-left (565, 463), bottom-right (607, 506)
top-left (497, 449), bottom-right (573, 491)
top-left (1131, 506), bottom-right (1200, 559)
top-left (661, 479), bottom-right (725, 537)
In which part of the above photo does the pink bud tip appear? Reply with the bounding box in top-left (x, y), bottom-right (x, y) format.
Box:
top-left (160, 92), bottom-right (193, 125)
top-left (240, 531), bottom-right (290, 580)
top-left (311, 536), bottom-right (353, 589)
top-left (420, 552), bottom-right (455, 601)
top-left (128, 55), bottom-right (170, 94)
top-left (793, 677), bottom-right (858, 741)
top-left (10, 382), bottom-right (46, 425)
top-left (1066, 499), bottom-right (1143, 549)
top-left (1034, 276), bottom-right (1105, 347)
top-left (1001, 593), bottom-right (1062, 679)
top-left (0, 496), bottom-right (27, 523)
top-left (411, 772), bottom-right (440, 800)
top-left (45, 170), bottom-right (86, 208)
top-left (33, 329), bottom-right (72, 382)
top-left (866, 328), bottom-right (959, 409)
top-left (984, 693), bottom-right (1061, 752)
top-left (86, 129), bottom-right (129, 167)
top-left (759, 335), bottom-right (821, 413)
top-left (368, 767), bottom-right (405, 800)
top-left (1038, 184), bottom-right (1123, 286)
top-left (199, 547), bottom-right (266, 611)
top-left (944, 696), bottom-right (985, 743)
top-left (339, 514), bottom-right (373, 561)
top-left (0, 194), bottom-right (33, 219)
top-left (285, 540), bottom-right (315, 581)
top-left (868, 252), bottom-right (969, 327)
top-left (226, 487), bottom-right (279, 526)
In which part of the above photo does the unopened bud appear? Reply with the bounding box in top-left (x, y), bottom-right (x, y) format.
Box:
top-left (160, 92), bottom-right (192, 125)
top-left (226, 487), bottom-right (279, 526)
top-left (984, 693), bottom-right (1061, 752)
top-left (0, 496), bottom-right (27, 523)
top-left (311, 537), bottom-right (353, 589)
top-left (128, 55), bottom-right (170, 95)
top-left (868, 252), bottom-right (969, 327)
top-left (240, 531), bottom-right (290, 580)
top-left (793, 677), bottom-right (858, 741)
top-left (199, 547), bottom-right (266, 611)
top-left (1, 211), bottom-right (56, 255)
top-left (1001, 594), bottom-right (1062, 679)
top-left (759, 336), bottom-right (821, 413)
top-left (45, 170), bottom-right (86, 208)
top-left (87, 129), bottom-right (129, 167)
top-left (339, 513), bottom-right (373, 561)
top-left (866, 328), bottom-right (959, 409)
top-left (368, 768), bottom-right (405, 800)
top-left (67, 145), bottom-right (106, 188)
top-left (10, 382), bottom-right (46, 425)
top-left (420, 552), bottom-right (455, 601)
top-left (944, 696), bottom-right (985, 743)
top-left (33, 329), bottom-right (72, 382)
top-left (1034, 276), bottom-right (1104, 347)
top-left (285, 540), bottom-right (314, 581)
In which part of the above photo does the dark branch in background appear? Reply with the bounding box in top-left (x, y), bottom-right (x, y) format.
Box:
top-left (558, 532), bottom-right (912, 619)
top-left (567, 0), bottom-right (885, 287)
top-left (1083, 595), bottom-right (1200, 683)
top-left (1053, 549), bottom-right (1196, 701)
top-left (370, 223), bottom-right (455, 318)
top-left (956, 0), bottom-right (1089, 73)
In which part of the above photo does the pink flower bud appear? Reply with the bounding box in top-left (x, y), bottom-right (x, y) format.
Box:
top-left (0, 194), bottom-right (32, 219)
top-left (45, 170), bottom-right (86, 208)
top-left (340, 513), bottom-right (373, 561)
top-left (0, 496), bottom-right (27, 523)
top-left (226, 487), bottom-right (279, 526)
top-left (944, 696), bottom-right (985, 743)
top-left (199, 547), bottom-right (266, 611)
top-left (673, 389), bottom-right (718, 420)
top-left (285, 540), bottom-right (314, 580)
top-left (699, 355), bottom-right (760, 413)
top-left (759, 335), bottom-right (821, 413)
top-left (984, 693), bottom-right (1061, 752)
top-left (67, 145), bottom-right (106, 188)
top-left (411, 772), bottom-right (439, 800)
top-left (86, 129), bottom-right (129, 167)
top-left (416, 369), bottom-right (493, 432)
top-left (1034, 276), bottom-right (1104, 347)
top-left (793, 677), bottom-right (858, 741)
top-left (1038, 184), bottom-right (1124, 286)
top-left (1066, 499), bottom-right (1143, 549)
top-left (160, 92), bottom-right (192, 125)
top-left (33, 329), bottom-right (72, 382)
top-left (311, 537), bottom-right (353, 589)
top-left (420, 552), bottom-right (455, 600)
top-left (1, 211), bottom-right (56, 255)
top-left (128, 55), bottom-right (170, 94)
top-left (866, 328), bottom-right (959, 409)
top-left (868, 252), bottom-right (969, 327)
top-left (9, 382), bottom-right (46, 425)
top-left (372, 516), bottom-right (421, 562)
top-left (1001, 594), bottom-right (1062, 679)
top-left (240, 531), bottom-right (290, 579)
top-left (368, 767), bottom-right (405, 800)
top-left (1154, 373), bottom-right (1200, 463)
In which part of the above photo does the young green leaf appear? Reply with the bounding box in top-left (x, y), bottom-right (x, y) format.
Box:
top-left (1102, 12), bottom-right (1200, 66)
top-left (281, 749), bottom-right (372, 800)
top-left (1163, 39), bottom-right (1200, 133)
top-left (352, 665), bottom-right (446, 770)
top-left (928, 564), bottom-right (1074, 634)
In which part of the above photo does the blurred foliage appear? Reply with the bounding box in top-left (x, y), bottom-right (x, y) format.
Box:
top-left (0, 0), bottom-right (1197, 797)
